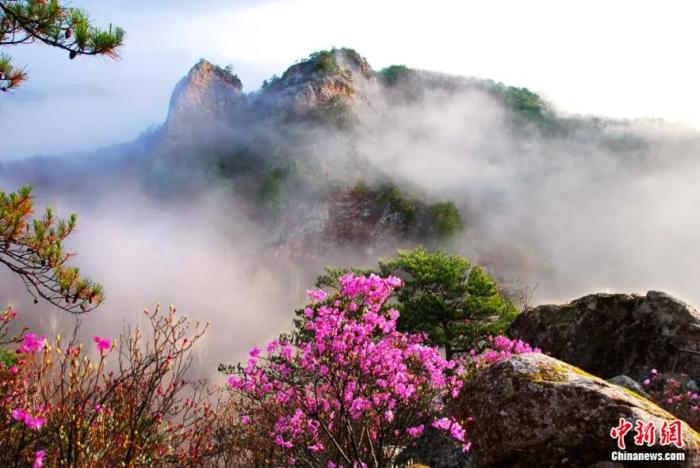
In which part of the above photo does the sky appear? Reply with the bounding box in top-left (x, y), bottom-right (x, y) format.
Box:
top-left (2, 0), bottom-right (700, 158)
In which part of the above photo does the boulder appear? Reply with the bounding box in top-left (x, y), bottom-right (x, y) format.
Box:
top-left (509, 291), bottom-right (700, 381)
top-left (608, 375), bottom-right (650, 398)
top-left (457, 353), bottom-right (700, 467)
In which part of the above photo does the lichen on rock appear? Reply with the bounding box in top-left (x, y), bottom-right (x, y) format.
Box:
top-left (456, 353), bottom-right (700, 467)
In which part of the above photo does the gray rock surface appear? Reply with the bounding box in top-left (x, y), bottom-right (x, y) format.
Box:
top-left (457, 353), bottom-right (700, 467)
top-left (608, 375), bottom-right (650, 398)
top-left (164, 59), bottom-right (243, 136)
top-left (509, 291), bottom-right (700, 381)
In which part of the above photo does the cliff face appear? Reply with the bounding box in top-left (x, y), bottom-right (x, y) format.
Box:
top-left (259, 48), bottom-right (378, 118)
top-left (162, 49), bottom-right (381, 138)
top-left (164, 59), bottom-right (244, 136)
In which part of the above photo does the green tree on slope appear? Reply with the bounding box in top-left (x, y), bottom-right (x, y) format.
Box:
top-left (379, 248), bottom-right (516, 359)
top-left (305, 248), bottom-right (517, 359)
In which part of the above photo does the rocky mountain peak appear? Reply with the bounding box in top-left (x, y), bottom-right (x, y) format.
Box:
top-left (164, 59), bottom-right (244, 135)
top-left (260, 48), bottom-right (378, 117)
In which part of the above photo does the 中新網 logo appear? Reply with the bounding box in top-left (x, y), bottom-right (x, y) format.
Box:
top-left (610, 418), bottom-right (683, 450)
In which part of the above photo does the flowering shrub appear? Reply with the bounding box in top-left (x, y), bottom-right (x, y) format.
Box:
top-left (0, 305), bottom-right (221, 467)
top-left (309, 249), bottom-right (518, 360)
top-left (466, 335), bottom-right (541, 371)
top-left (225, 274), bottom-right (469, 466)
top-left (643, 369), bottom-right (700, 430)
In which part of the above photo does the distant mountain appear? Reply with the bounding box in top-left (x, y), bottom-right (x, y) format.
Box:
top-left (3, 47), bottom-right (696, 271)
top-left (163, 48), bottom-right (559, 133)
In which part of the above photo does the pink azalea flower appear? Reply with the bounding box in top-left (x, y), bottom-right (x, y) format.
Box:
top-left (19, 334), bottom-right (46, 353)
top-left (384, 409), bottom-right (394, 422)
top-left (306, 289), bottom-right (327, 302)
top-left (241, 415), bottom-right (251, 425)
top-left (274, 435), bottom-right (293, 449)
top-left (308, 442), bottom-right (324, 453)
top-left (93, 336), bottom-right (111, 353)
top-left (407, 424), bottom-right (425, 438)
top-left (227, 375), bottom-right (243, 389)
top-left (643, 378), bottom-right (651, 386)
top-left (11, 408), bottom-right (27, 422)
top-left (281, 343), bottom-right (293, 361)
top-left (11, 408), bottom-right (46, 431)
top-left (33, 450), bottom-right (45, 468)
top-left (25, 416), bottom-right (46, 431)
top-left (432, 417), bottom-right (452, 430)
top-left (228, 274), bottom-right (471, 458)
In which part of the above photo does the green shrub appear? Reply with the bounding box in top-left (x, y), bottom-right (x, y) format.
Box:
top-left (489, 83), bottom-right (549, 122)
top-left (308, 50), bottom-right (339, 74)
top-left (300, 248), bottom-right (517, 359)
top-left (379, 64), bottom-right (413, 86)
top-left (380, 185), bottom-right (417, 227)
top-left (381, 248), bottom-right (517, 358)
top-left (259, 167), bottom-right (288, 213)
top-left (429, 201), bottom-right (464, 238)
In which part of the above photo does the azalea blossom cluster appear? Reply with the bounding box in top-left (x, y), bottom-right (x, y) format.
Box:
top-left (18, 333), bottom-right (47, 353)
top-left (228, 274), bottom-right (469, 466)
top-left (11, 407), bottom-right (47, 431)
top-left (643, 369), bottom-right (700, 430)
top-left (467, 335), bottom-right (541, 370)
top-left (0, 305), bottom-right (219, 467)
top-left (2, 316), bottom-right (106, 466)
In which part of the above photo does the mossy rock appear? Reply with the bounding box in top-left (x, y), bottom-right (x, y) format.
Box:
top-left (456, 353), bottom-right (700, 467)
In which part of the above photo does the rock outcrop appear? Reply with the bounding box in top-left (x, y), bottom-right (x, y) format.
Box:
top-left (457, 353), bottom-right (700, 467)
top-left (608, 375), bottom-right (650, 398)
top-left (164, 59), bottom-right (243, 136)
top-left (259, 48), bottom-right (378, 118)
top-left (509, 291), bottom-right (700, 381)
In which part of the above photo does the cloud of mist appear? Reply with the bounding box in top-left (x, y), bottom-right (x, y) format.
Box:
top-left (2, 62), bottom-right (700, 381)
top-left (351, 81), bottom-right (700, 306)
top-left (0, 181), bottom-right (325, 376)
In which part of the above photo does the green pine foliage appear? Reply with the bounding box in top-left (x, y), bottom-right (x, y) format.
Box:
top-left (487, 82), bottom-right (551, 124)
top-left (379, 65), bottom-right (413, 86)
top-left (378, 248), bottom-right (517, 359)
top-left (0, 0), bottom-right (124, 92)
top-left (308, 50), bottom-right (340, 74)
top-left (0, 185), bottom-right (103, 313)
top-left (429, 201), bottom-right (464, 238)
